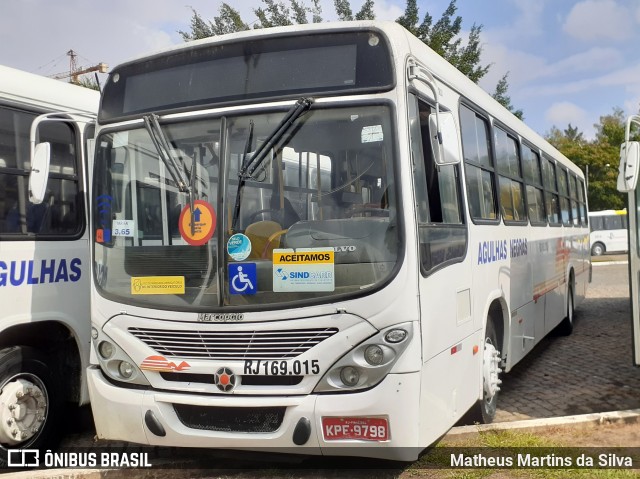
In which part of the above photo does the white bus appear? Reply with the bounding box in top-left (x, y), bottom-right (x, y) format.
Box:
top-left (588, 209), bottom-right (628, 256)
top-left (616, 115), bottom-right (640, 366)
top-left (79, 21), bottom-right (590, 460)
top-left (0, 65), bottom-right (98, 456)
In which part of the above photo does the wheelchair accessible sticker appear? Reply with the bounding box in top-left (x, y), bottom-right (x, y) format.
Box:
top-left (227, 233), bottom-right (252, 261)
top-left (229, 263), bottom-right (257, 295)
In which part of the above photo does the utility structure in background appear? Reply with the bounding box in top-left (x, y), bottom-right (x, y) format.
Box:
top-left (49, 49), bottom-right (108, 83)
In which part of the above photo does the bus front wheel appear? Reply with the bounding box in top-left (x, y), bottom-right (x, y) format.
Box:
top-left (470, 321), bottom-right (502, 424)
top-left (0, 346), bottom-right (62, 466)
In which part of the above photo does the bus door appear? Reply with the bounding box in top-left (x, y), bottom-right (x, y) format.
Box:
top-left (408, 94), bottom-right (473, 431)
top-left (616, 115), bottom-right (640, 366)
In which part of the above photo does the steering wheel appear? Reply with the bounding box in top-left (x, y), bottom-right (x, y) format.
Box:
top-left (246, 208), bottom-right (282, 224)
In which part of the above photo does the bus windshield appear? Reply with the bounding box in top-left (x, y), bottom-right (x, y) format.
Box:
top-left (93, 103), bottom-right (400, 310)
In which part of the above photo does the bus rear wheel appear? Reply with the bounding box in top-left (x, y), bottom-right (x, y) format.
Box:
top-left (556, 285), bottom-right (575, 336)
top-left (0, 347), bottom-right (62, 467)
top-left (591, 242), bottom-right (605, 256)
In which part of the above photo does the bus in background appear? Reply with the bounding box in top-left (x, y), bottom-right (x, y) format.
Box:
top-left (616, 115), bottom-right (640, 366)
top-left (588, 209), bottom-right (628, 256)
top-left (74, 21), bottom-right (589, 460)
top-left (0, 65), bottom-right (98, 455)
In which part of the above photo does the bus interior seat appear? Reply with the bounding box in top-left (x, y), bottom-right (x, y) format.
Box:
top-left (244, 220), bottom-right (284, 259)
top-left (269, 195), bottom-right (300, 229)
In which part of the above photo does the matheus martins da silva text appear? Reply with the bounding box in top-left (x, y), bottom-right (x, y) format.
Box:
top-left (451, 453), bottom-right (633, 468)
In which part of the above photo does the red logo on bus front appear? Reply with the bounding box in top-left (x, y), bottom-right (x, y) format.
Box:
top-left (322, 417), bottom-right (389, 441)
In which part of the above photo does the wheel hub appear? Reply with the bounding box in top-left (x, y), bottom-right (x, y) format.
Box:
top-left (482, 341), bottom-right (502, 400)
top-left (0, 378), bottom-right (47, 445)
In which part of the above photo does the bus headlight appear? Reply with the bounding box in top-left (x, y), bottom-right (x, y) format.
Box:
top-left (364, 345), bottom-right (384, 365)
top-left (340, 366), bottom-right (360, 386)
top-left (313, 322), bottom-right (413, 393)
top-left (118, 361), bottom-right (135, 379)
top-left (91, 330), bottom-right (150, 386)
top-left (98, 341), bottom-right (115, 359)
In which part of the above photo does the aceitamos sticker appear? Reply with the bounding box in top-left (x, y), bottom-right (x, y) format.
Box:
top-left (272, 248), bottom-right (334, 292)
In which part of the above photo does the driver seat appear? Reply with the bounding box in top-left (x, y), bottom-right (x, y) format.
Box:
top-left (244, 220), bottom-right (285, 259)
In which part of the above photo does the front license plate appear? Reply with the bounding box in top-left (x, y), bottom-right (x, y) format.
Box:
top-left (322, 417), bottom-right (389, 441)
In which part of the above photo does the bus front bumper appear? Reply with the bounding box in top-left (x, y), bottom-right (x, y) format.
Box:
top-left (87, 366), bottom-right (422, 461)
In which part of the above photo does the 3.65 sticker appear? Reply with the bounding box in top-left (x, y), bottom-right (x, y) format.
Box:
top-left (244, 359), bottom-right (320, 376)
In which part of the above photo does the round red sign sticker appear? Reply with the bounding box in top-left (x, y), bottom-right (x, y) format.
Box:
top-left (178, 200), bottom-right (216, 246)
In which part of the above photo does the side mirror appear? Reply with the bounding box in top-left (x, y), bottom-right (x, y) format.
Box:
top-left (429, 112), bottom-right (460, 166)
top-left (617, 141), bottom-right (640, 193)
top-left (29, 142), bottom-right (51, 204)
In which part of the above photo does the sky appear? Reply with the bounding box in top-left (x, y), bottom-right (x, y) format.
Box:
top-left (2, 0), bottom-right (639, 140)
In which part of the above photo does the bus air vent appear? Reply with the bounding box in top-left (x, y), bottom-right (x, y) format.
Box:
top-left (128, 327), bottom-right (338, 360)
top-left (173, 404), bottom-right (285, 433)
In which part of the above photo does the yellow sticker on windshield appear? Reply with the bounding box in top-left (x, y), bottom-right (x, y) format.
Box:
top-left (131, 276), bottom-right (185, 295)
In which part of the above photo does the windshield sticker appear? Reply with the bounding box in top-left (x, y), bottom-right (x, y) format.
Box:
top-left (131, 276), bottom-right (185, 295)
top-left (229, 263), bottom-right (257, 295)
top-left (112, 131), bottom-right (129, 148)
top-left (96, 194), bottom-right (113, 243)
top-left (272, 248), bottom-right (334, 292)
top-left (112, 219), bottom-right (135, 237)
top-left (227, 233), bottom-right (252, 261)
top-left (178, 200), bottom-right (216, 246)
top-left (361, 125), bottom-right (383, 143)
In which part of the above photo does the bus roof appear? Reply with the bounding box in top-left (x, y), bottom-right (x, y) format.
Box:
top-left (107, 20), bottom-right (582, 178)
top-left (0, 64), bottom-right (99, 115)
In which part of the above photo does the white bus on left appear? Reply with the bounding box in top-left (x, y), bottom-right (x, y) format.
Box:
top-left (0, 65), bottom-right (98, 459)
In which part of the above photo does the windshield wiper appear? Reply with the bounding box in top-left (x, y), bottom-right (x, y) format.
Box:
top-left (231, 97), bottom-right (313, 232)
top-left (143, 114), bottom-right (197, 235)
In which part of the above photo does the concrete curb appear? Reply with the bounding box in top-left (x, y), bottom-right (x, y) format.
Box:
top-left (447, 408), bottom-right (640, 437)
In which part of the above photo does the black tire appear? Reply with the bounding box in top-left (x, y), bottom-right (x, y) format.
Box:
top-left (591, 242), bottom-right (605, 256)
top-left (556, 285), bottom-right (575, 336)
top-left (0, 346), bottom-right (62, 468)
top-left (467, 320), bottom-right (501, 424)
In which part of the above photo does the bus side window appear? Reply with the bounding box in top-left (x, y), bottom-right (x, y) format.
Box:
top-left (0, 106), bottom-right (81, 237)
top-left (460, 104), bottom-right (497, 221)
top-left (409, 95), bottom-right (466, 275)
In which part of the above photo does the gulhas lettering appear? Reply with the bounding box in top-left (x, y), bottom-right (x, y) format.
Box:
top-left (0, 258), bottom-right (81, 287)
top-left (477, 240), bottom-right (508, 265)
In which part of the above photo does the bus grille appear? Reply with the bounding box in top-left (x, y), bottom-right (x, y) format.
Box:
top-left (173, 405), bottom-right (285, 433)
top-left (128, 327), bottom-right (338, 360)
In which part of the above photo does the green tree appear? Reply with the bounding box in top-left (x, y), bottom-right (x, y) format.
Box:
top-left (74, 76), bottom-right (101, 91)
top-left (595, 107), bottom-right (626, 147)
top-left (564, 123), bottom-right (584, 143)
top-left (547, 115), bottom-right (625, 211)
top-left (397, 0), bottom-right (489, 83)
top-left (492, 72), bottom-right (523, 120)
top-left (179, 4), bottom-right (248, 41)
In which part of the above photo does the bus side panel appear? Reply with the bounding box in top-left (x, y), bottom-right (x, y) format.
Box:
top-left (418, 330), bottom-right (481, 446)
top-left (0, 240), bottom-right (91, 400)
top-left (419, 256), bottom-right (479, 436)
